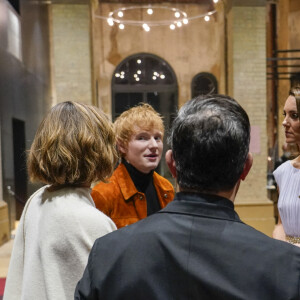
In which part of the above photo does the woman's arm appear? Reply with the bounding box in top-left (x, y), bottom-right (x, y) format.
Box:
top-left (272, 186), bottom-right (286, 241)
top-left (273, 214), bottom-right (286, 241)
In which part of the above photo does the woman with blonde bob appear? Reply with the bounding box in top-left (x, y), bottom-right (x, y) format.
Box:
top-left (92, 103), bottom-right (174, 229)
top-left (4, 101), bottom-right (117, 300)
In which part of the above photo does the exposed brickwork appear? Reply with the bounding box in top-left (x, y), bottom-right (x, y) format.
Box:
top-left (100, 0), bottom-right (211, 3)
top-left (228, 6), bottom-right (268, 204)
top-left (94, 3), bottom-right (225, 113)
top-left (52, 4), bottom-right (92, 105)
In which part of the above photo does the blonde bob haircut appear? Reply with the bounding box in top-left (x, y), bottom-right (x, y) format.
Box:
top-left (28, 101), bottom-right (118, 188)
top-left (114, 103), bottom-right (164, 155)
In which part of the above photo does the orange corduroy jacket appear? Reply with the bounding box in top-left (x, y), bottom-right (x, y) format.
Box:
top-left (91, 163), bottom-right (175, 229)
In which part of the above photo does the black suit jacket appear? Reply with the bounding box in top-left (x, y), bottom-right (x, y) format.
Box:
top-left (75, 192), bottom-right (300, 299)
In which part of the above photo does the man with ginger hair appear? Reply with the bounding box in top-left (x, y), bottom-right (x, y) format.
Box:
top-left (92, 103), bottom-right (174, 228)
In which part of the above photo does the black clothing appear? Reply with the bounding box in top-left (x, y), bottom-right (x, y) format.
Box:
top-left (123, 159), bottom-right (160, 216)
top-left (75, 192), bottom-right (300, 300)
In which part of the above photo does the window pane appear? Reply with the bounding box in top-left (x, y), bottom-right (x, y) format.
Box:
top-left (192, 73), bottom-right (218, 98)
top-left (114, 55), bottom-right (175, 85)
top-left (147, 92), bottom-right (176, 131)
top-left (115, 93), bottom-right (143, 117)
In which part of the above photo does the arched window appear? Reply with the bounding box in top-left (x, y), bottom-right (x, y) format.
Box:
top-left (191, 72), bottom-right (218, 98)
top-left (112, 53), bottom-right (178, 177)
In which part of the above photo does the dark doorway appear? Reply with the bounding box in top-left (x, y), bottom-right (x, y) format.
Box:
top-left (12, 118), bottom-right (27, 220)
top-left (8, 0), bottom-right (20, 14)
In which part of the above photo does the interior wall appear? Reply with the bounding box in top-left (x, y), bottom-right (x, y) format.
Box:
top-left (275, 0), bottom-right (292, 156)
top-left (92, 3), bottom-right (225, 115)
top-left (51, 3), bottom-right (92, 105)
top-left (230, 5), bottom-right (268, 204)
top-left (0, 0), bottom-right (51, 225)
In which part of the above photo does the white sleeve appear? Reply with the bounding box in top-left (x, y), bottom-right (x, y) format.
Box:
top-left (273, 162), bottom-right (286, 189)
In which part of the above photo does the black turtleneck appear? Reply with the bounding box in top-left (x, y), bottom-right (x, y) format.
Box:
top-left (122, 159), bottom-right (160, 216)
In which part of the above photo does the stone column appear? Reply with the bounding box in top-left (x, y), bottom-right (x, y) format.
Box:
top-left (227, 0), bottom-right (274, 236)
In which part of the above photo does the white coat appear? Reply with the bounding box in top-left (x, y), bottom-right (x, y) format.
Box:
top-left (4, 185), bottom-right (116, 300)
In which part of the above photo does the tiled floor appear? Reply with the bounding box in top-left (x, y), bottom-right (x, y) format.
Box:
top-left (0, 234), bottom-right (13, 299)
top-left (0, 223), bottom-right (17, 298)
top-left (0, 223), bottom-right (17, 278)
top-left (0, 238), bottom-right (13, 278)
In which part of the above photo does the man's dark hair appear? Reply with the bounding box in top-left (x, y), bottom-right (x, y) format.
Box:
top-left (170, 94), bottom-right (250, 193)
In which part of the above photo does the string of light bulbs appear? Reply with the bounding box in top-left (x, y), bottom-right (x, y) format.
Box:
top-left (95, 0), bottom-right (220, 32)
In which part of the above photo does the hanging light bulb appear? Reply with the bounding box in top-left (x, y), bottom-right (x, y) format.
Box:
top-left (143, 23), bottom-right (150, 32)
top-left (147, 8), bottom-right (153, 15)
top-left (97, 5), bottom-right (218, 32)
top-left (174, 11), bottom-right (181, 18)
top-left (107, 17), bottom-right (114, 26)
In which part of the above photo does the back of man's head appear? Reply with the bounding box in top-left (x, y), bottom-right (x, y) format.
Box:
top-left (170, 94), bottom-right (250, 193)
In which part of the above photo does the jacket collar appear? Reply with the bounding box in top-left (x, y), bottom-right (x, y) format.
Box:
top-left (159, 192), bottom-right (242, 223)
top-left (114, 163), bottom-right (139, 201)
top-left (114, 163), bottom-right (173, 201)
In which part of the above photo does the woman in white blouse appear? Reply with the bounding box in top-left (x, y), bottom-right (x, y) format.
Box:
top-left (273, 86), bottom-right (300, 246)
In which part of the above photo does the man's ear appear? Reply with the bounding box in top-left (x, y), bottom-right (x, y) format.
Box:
top-left (240, 153), bottom-right (253, 181)
top-left (117, 140), bottom-right (127, 156)
top-left (165, 150), bottom-right (177, 178)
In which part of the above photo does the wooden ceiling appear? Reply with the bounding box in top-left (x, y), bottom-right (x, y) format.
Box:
top-left (99, 0), bottom-right (213, 4)
top-left (37, 0), bottom-right (214, 6)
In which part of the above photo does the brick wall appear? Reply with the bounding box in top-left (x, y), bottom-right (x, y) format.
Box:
top-left (93, 3), bottom-right (225, 114)
top-left (52, 4), bottom-right (92, 105)
top-left (228, 6), bottom-right (268, 204)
